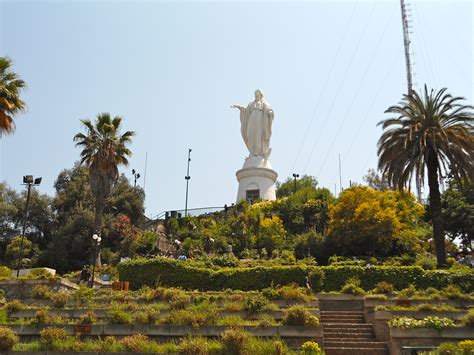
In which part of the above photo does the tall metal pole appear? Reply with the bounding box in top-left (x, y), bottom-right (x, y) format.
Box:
top-left (184, 148), bottom-right (192, 217)
top-left (292, 173), bottom-right (299, 194)
top-left (400, 0), bottom-right (413, 95)
top-left (16, 184), bottom-right (32, 278)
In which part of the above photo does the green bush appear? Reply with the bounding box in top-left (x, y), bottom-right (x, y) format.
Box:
top-left (433, 341), bottom-right (474, 355)
top-left (78, 311), bottom-right (97, 325)
top-left (31, 308), bottom-right (49, 325)
top-left (121, 334), bottom-right (149, 352)
top-left (462, 309), bottom-right (474, 327)
top-left (282, 305), bottom-right (320, 327)
top-left (341, 278), bottom-right (365, 295)
top-left (27, 268), bottom-right (52, 279)
top-left (372, 281), bottom-right (394, 294)
top-left (107, 309), bottom-right (132, 324)
top-left (301, 341), bottom-right (322, 355)
top-left (308, 269), bottom-right (324, 292)
top-left (389, 316), bottom-right (455, 330)
top-left (50, 291), bottom-right (69, 308)
top-left (179, 336), bottom-right (215, 355)
top-left (221, 327), bottom-right (250, 355)
top-left (0, 266), bottom-right (12, 279)
top-left (244, 294), bottom-right (269, 314)
top-left (118, 258), bottom-right (474, 292)
top-left (39, 327), bottom-right (68, 349)
top-left (31, 285), bottom-right (52, 299)
top-left (5, 300), bottom-right (25, 314)
top-left (0, 326), bottom-right (18, 351)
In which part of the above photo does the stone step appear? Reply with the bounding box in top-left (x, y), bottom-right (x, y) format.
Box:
top-left (320, 311), bottom-right (364, 315)
top-left (323, 329), bottom-right (374, 335)
top-left (321, 318), bottom-right (365, 323)
top-left (324, 332), bottom-right (374, 339)
top-left (324, 347), bottom-right (388, 355)
top-left (324, 341), bottom-right (387, 348)
top-left (323, 323), bottom-right (373, 329)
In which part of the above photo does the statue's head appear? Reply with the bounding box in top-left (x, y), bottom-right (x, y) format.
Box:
top-left (254, 89), bottom-right (264, 100)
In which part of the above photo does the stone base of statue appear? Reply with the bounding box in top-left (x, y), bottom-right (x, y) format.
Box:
top-left (236, 155), bottom-right (278, 203)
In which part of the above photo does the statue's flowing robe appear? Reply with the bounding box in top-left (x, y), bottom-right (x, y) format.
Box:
top-left (239, 99), bottom-right (273, 157)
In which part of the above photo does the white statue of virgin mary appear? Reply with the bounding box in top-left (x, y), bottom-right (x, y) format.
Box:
top-left (232, 89), bottom-right (274, 158)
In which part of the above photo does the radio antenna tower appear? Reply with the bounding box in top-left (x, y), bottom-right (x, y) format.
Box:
top-left (400, 0), bottom-right (414, 96)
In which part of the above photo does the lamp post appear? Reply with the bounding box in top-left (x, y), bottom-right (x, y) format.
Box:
top-left (132, 169), bottom-right (140, 187)
top-left (292, 173), bottom-right (299, 194)
top-left (184, 148), bottom-right (192, 217)
top-left (16, 175), bottom-right (42, 278)
top-left (89, 233), bottom-right (102, 288)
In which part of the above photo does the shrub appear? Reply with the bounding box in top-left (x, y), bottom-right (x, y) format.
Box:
top-left (389, 316), bottom-right (454, 330)
top-left (459, 340), bottom-right (474, 353)
top-left (0, 266), bottom-right (12, 279)
top-left (221, 327), bottom-right (250, 355)
top-left (158, 309), bottom-right (219, 329)
top-left (244, 294), bottom-right (269, 314)
top-left (441, 285), bottom-right (465, 300)
top-left (282, 305), bottom-right (320, 327)
top-left (262, 286), bottom-right (279, 300)
top-left (31, 285), bottom-right (51, 299)
top-left (436, 342), bottom-right (462, 354)
top-left (118, 258), bottom-right (474, 292)
top-left (341, 278), bottom-right (365, 295)
top-left (278, 284), bottom-right (310, 302)
top-left (73, 286), bottom-right (95, 305)
top-left (50, 291), bottom-right (69, 308)
top-left (27, 268), bottom-right (52, 279)
top-left (164, 288), bottom-right (191, 310)
top-left (78, 311), bottom-right (97, 325)
top-left (31, 308), bottom-right (49, 325)
top-left (179, 336), bottom-right (213, 355)
top-left (301, 341), bottom-right (322, 355)
top-left (133, 308), bottom-right (160, 324)
top-left (121, 334), bottom-right (149, 352)
top-left (308, 269), bottom-right (324, 292)
top-left (107, 309), bottom-right (132, 324)
top-left (5, 300), bottom-right (25, 314)
top-left (39, 327), bottom-right (68, 349)
top-left (372, 281), bottom-right (393, 294)
top-left (462, 308), bottom-right (474, 327)
top-left (0, 326), bottom-right (18, 351)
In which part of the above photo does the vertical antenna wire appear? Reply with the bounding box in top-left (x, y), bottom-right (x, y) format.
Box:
top-left (302, 1), bottom-right (378, 174)
top-left (290, 0), bottom-right (360, 173)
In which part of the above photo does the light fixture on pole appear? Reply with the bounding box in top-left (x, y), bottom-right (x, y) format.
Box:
top-left (16, 175), bottom-right (42, 278)
top-left (184, 148), bottom-right (192, 217)
top-left (132, 169), bottom-right (141, 187)
top-left (292, 173), bottom-right (299, 194)
top-left (89, 233), bottom-right (102, 288)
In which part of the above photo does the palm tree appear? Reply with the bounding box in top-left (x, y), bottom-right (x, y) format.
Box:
top-left (0, 57), bottom-right (26, 135)
top-left (377, 86), bottom-right (473, 267)
top-left (74, 113), bottom-right (135, 234)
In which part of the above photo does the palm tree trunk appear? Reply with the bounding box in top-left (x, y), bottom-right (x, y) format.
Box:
top-left (427, 148), bottom-right (447, 268)
top-left (94, 197), bottom-right (104, 235)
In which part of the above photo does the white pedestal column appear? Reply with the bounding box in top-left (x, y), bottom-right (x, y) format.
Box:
top-left (236, 156), bottom-right (278, 203)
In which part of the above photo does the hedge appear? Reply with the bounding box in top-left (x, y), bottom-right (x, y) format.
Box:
top-left (118, 258), bottom-right (474, 292)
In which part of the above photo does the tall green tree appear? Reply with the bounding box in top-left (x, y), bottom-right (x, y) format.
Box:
top-left (73, 113), bottom-right (135, 235)
top-left (0, 57), bottom-right (26, 135)
top-left (377, 86), bottom-right (474, 267)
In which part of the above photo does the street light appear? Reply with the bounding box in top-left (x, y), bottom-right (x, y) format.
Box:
top-left (184, 148), bottom-right (192, 217)
top-left (89, 233), bottom-right (102, 288)
top-left (16, 175), bottom-right (42, 277)
top-left (132, 169), bottom-right (141, 187)
top-left (292, 173), bottom-right (299, 194)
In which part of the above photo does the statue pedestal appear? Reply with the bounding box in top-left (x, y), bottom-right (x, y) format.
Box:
top-left (236, 156), bottom-right (278, 203)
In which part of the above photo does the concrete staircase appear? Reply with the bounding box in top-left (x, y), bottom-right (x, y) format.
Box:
top-left (320, 310), bottom-right (388, 355)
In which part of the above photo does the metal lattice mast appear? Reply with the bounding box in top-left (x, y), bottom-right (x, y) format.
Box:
top-left (400, 0), bottom-right (414, 95)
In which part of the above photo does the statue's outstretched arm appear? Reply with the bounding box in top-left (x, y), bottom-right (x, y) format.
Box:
top-left (231, 104), bottom-right (245, 111)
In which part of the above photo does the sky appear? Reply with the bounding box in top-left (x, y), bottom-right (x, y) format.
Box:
top-left (0, 0), bottom-right (472, 218)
